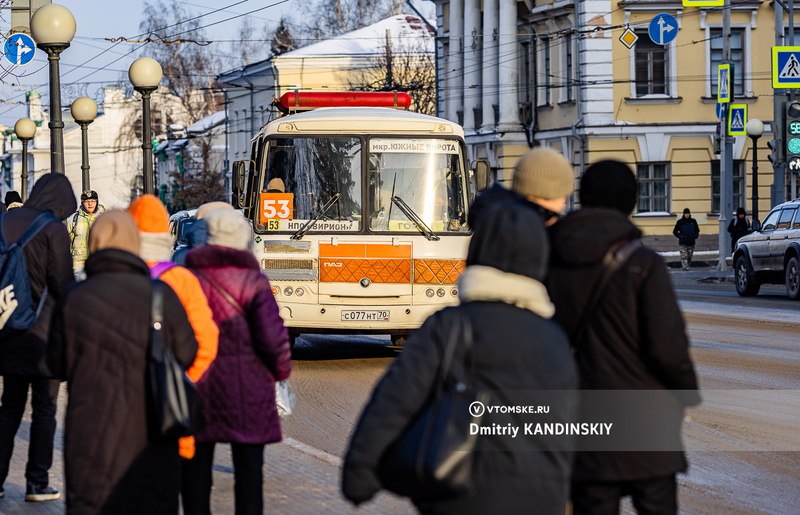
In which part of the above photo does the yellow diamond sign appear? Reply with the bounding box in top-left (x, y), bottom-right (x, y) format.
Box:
top-left (619, 28), bottom-right (638, 49)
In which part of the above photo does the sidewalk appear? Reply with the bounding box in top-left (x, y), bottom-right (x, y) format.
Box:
top-left (0, 385), bottom-right (414, 515)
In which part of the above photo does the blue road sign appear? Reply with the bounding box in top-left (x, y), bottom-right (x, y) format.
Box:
top-left (648, 13), bottom-right (679, 46)
top-left (728, 104), bottom-right (747, 136)
top-left (716, 102), bottom-right (726, 120)
top-left (772, 47), bottom-right (800, 89)
top-left (3, 33), bottom-right (36, 66)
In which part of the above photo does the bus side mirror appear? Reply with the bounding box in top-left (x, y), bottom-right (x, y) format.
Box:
top-left (231, 160), bottom-right (251, 209)
top-left (473, 160), bottom-right (491, 192)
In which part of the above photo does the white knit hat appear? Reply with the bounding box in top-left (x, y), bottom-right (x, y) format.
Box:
top-left (204, 210), bottom-right (253, 251)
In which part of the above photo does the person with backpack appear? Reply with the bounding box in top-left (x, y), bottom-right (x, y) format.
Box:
top-left (47, 209), bottom-right (197, 514)
top-left (547, 161), bottom-right (700, 515)
top-left (4, 191), bottom-right (22, 210)
top-left (0, 173), bottom-right (76, 502)
top-left (171, 201), bottom-right (234, 266)
top-left (672, 208), bottom-right (700, 271)
top-left (67, 190), bottom-right (105, 274)
top-left (127, 194), bottom-right (219, 459)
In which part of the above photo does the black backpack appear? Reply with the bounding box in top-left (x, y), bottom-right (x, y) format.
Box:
top-left (0, 212), bottom-right (56, 336)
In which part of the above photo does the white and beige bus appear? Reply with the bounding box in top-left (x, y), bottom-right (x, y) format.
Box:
top-left (231, 92), bottom-right (484, 346)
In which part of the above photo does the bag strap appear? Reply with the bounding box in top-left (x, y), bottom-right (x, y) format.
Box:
top-left (0, 212), bottom-right (56, 248)
top-left (151, 280), bottom-right (164, 329)
top-left (193, 269), bottom-right (244, 316)
top-left (438, 312), bottom-right (474, 394)
top-left (150, 261), bottom-right (178, 279)
top-left (570, 239), bottom-right (642, 344)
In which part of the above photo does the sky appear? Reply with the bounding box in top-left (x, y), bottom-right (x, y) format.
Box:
top-left (0, 0), bottom-right (434, 127)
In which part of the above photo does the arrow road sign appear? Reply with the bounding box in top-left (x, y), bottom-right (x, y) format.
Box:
top-left (772, 47), bottom-right (800, 89)
top-left (648, 13), bottom-right (679, 46)
top-left (3, 33), bottom-right (36, 66)
top-left (789, 156), bottom-right (800, 174)
top-left (728, 104), bottom-right (747, 136)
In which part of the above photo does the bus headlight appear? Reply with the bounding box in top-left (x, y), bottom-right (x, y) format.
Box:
top-left (437, 288), bottom-right (446, 297)
top-left (284, 287), bottom-right (294, 296)
top-left (295, 287), bottom-right (305, 297)
top-left (425, 288), bottom-right (435, 298)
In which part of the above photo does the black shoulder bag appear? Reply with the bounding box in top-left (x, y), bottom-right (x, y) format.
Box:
top-left (377, 314), bottom-right (489, 502)
top-left (147, 280), bottom-right (200, 439)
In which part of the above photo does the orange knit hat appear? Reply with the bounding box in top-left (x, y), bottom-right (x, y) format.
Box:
top-left (128, 194), bottom-right (170, 233)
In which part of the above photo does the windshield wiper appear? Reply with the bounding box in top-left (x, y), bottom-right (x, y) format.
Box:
top-left (391, 196), bottom-right (440, 241)
top-left (291, 193), bottom-right (341, 240)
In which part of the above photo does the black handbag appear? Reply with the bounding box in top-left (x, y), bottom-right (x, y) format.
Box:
top-left (377, 314), bottom-right (488, 501)
top-left (147, 280), bottom-right (200, 439)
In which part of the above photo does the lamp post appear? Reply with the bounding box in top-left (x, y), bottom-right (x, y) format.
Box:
top-left (746, 118), bottom-right (764, 224)
top-left (70, 97), bottom-right (97, 191)
top-left (30, 3), bottom-right (76, 175)
top-left (14, 118), bottom-right (36, 201)
top-left (128, 57), bottom-right (163, 195)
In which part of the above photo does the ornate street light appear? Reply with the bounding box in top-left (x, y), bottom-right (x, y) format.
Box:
top-left (30, 3), bottom-right (76, 175)
top-left (70, 96), bottom-right (97, 191)
top-left (746, 118), bottom-right (764, 224)
top-left (128, 57), bottom-right (163, 195)
top-left (14, 118), bottom-right (36, 201)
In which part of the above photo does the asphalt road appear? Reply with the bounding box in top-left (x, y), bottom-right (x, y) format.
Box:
top-left (284, 268), bottom-right (800, 514)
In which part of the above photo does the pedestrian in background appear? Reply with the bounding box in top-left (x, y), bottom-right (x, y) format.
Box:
top-left (4, 191), bottom-right (22, 210)
top-left (0, 174), bottom-right (75, 502)
top-left (673, 208), bottom-right (700, 270)
top-left (468, 147), bottom-right (575, 228)
top-left (343, 203), bottom-right (577, 514)
top-left (547, 160), bottom-right (700, 515)
top-left (48, 209), bottom-right (197, 514)
top-left (67, 190), bottom-right (105, 274)
top-left (128, 194), bottom-right (219, 460)
top-left (727, 207), bottom-right (750, 252)
top-left (181, 209), bottom-right (291, 515)
top-left (172, 201), bottom-right (234, 266)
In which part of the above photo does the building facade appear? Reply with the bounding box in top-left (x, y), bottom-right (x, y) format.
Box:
top-left (434, 0), bottom-right (785, 244)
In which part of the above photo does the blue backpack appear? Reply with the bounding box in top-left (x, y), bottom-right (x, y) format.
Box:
top-left (0, 212), bottom-right (56, 336)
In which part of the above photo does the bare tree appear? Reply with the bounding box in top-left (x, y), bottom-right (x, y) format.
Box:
top-left (270, 17), bottom-right (296, 57)
top-left (297, 0), bottom-right (394, 39)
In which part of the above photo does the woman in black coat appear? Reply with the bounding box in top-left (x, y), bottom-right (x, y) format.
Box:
top-left (342, 203), bottom-right (578, 515)
top-left (48, 210), bottom-right (197, 515)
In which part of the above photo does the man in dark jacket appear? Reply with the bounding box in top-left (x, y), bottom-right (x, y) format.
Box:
top-left (0, 173), bottom-right (76, 502)
top-left (673, 208), bottom-right (700, 270)
top-left (548, 161), bottom-right (700, 515)
top-left (727, 207), bottom-right (750, 252)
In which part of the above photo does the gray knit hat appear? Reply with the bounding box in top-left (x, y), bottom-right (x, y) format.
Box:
top-left (205, 210), bottom-right (253, 251)
top-left (512, 147), bottom-right (575, 200)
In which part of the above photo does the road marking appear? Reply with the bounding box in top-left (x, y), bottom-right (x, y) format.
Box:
top-left (282, 437), bottom-right (343, 468)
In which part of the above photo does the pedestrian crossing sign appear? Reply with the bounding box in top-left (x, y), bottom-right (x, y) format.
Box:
top-left (682, 0), bottom-right (724, 6)
top-left (772, 47), bottom-right (800, 88)
top-left (728, 104), bottom-right (747, 136)
top-left (717, 63), bottom-right (731, 104)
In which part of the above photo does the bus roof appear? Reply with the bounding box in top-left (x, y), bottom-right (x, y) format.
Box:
top-left (258, 107), bottom-right (465, 139)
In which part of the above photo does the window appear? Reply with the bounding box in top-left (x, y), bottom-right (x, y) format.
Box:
top-left (710, 28), bottom-right (745, 97)
top-left (761, 209), bottom-right (780, 231)
top-left (636, 163), bottom-right (670, 213)
top-left (635, 32), bottom-right (668, 96)
top-left (711, 160), bottom-right (745, 214)
top-left (538, 37), bottom-right (551, 106)
top-left (564, 34), bottom-right (574, 101)
top-left (519, 37), bottom-right (535, 104)
top-left (777, 207), bottom-right (797, 229)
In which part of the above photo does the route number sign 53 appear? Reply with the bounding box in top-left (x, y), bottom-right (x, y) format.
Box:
top-left (259, 193), bottom-right (294, 226)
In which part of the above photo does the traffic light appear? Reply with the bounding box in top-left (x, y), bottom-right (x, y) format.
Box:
top-left (785, 102), bottom-right (800, 156)
top-left (768, 139), bottom-right (780, 166)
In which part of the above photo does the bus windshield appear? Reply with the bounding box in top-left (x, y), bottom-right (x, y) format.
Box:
top-left (259, 137), bottom-right (362, 232)
top-left (367, 138), bottom-right (468, 234)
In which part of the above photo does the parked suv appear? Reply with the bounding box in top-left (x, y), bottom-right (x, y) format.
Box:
top-left (733, 199), bottom-right (800, 298)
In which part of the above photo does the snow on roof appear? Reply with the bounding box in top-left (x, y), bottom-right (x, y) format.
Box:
top-left (187, 110), bottom-right (226, 134)
top-left (277, 15), bottom-right (433, 59)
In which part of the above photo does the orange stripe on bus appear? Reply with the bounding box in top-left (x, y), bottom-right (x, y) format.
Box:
top-left (319, 243), bottom-right (412, 259)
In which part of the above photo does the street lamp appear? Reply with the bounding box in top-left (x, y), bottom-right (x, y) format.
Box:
top-left (128, 57), bottom-right (163, 195)
top-left (30, 3), bottom-right (76, 175)
top-left (746, 118), bottom-right (764, 224)
top-left (70, 96), bottom-right (97, 191)
top-left (14, 118), bottom-right (36, 201)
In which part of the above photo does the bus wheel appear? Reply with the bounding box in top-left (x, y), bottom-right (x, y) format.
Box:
top-left (289, 332), bottom-right (298, 350)
top-left (390, 334), bottom-right (407, 347)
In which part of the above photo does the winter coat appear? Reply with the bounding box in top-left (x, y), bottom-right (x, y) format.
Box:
top-left (48, 248), bottom-right (197, 515)
top-left (343, 266), bottom-right (578, 515)
top-left (547, 207), bottom-right (701, 482)
top-left (0, 173), bottom-right (76, 377)
top-left (673, 216), bottom-right (700, 246)
top-left (67, 204), bottom-right (105, 267)
top-left (185, 244), bottom-right (291, 444)
top-left (727, 216), bottom-right (750, 251)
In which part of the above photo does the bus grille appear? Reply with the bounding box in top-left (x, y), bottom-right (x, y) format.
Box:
top-left (262, 258), bottom-right (317, 281)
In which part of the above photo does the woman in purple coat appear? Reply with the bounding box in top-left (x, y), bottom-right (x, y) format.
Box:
top-left (181, 209), bottom-right (292, 515)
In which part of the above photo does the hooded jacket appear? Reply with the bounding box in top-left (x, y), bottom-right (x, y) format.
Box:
top-left (343, 204), bottom-right (578, 515)
top-left (0, 173), bottom-right (76, 376)
top-left (547, 208), bottom-right (700, 482)
top-left (67, 202), bottom-right (106, 267)
top-left (673, 215), bottom-right (700, 246)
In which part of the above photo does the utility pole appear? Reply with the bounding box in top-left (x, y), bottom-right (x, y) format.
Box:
top-left (718, 0), bottom-right (733, 270)
top-left (791, 0), bottom-right (796, 200)
top-left (774, 1), bottom-right (786, 207)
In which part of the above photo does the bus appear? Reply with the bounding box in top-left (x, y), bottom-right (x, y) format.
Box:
top-left (230, 92), bottom-right (485, 346)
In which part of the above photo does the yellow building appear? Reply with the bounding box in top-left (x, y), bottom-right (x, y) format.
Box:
top-left (434, 0), bottom-right (790, 248)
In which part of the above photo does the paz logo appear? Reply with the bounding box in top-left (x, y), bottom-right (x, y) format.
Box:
top-left (0, 284), bottom-right (19, 328)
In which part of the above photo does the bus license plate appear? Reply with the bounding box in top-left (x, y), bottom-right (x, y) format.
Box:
top-left (341, 310), bottom-right (390, 322)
